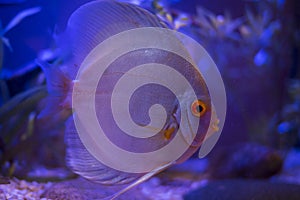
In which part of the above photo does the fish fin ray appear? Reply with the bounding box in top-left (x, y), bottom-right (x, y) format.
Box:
top-left (36, 59), bottom-right (70, 95)
top-left (65, 117), bottom-right (140, 185)
top-left (36, 59), bottom-right (71, 120)
top-left (109, 161), bottom-right (175, 199)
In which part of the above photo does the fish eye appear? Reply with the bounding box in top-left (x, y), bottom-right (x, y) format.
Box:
top-left (191, 99), bottom-right (207, 117)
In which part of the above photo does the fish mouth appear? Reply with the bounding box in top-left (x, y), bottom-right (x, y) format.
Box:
top-left (205, 117), bottom-right (220, 140)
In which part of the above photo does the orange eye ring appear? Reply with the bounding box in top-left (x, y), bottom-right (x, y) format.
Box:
top-left (191, 100), bottom-right (207, 117)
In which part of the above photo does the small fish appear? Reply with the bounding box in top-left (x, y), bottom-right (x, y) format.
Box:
top-left (39, 0), bottom-right (220, 199)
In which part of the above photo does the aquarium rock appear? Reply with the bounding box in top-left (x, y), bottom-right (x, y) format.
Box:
top-left (184, 179), bottom-right (300, 200)
top-left (207, 143), bottom-right (283, 179)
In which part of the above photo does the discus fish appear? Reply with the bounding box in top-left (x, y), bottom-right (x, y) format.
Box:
top-left (38, 0), bottom-right (220, 199)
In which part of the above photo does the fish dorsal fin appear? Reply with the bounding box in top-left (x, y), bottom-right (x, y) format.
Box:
top-left (59, 0), bottom-right (167, 78)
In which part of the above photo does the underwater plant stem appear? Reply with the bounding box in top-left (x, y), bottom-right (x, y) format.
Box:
top-left (0, 86), bottom-right (47, 123)
top-left (0, 86), bottom-right (47, 174)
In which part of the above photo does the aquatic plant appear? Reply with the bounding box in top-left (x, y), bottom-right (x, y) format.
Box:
top-left (0, 7), bottom-right (73, 179)
top-left (269, 79), bottom-right (300, 149)
top-left (0, 73), bottom-right (68, 179)
top-left (0, 7), bottom-right (41, 105)
top-left (0, 7), bottom-right (41, 71)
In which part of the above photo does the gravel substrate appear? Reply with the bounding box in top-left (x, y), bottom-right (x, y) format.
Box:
top-left (0, 178), bottom-right (52, 200)
top-left (0, 149), bottom-right (299, 200)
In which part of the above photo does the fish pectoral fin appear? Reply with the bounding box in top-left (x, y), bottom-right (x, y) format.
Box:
top-left (108, 161), bottom-right (175, 200)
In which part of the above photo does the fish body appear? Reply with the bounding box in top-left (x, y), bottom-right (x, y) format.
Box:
top-left (39, 0), bottom-right (219, 198)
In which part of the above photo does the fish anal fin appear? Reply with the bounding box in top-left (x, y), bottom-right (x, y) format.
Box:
top-left (109, 161), bottom-right (175, 200)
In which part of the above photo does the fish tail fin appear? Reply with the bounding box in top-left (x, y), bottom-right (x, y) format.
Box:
top-left (36, 59), bottom-right (72, 121)
top-left (108, 161), bottom-right (175, 200)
